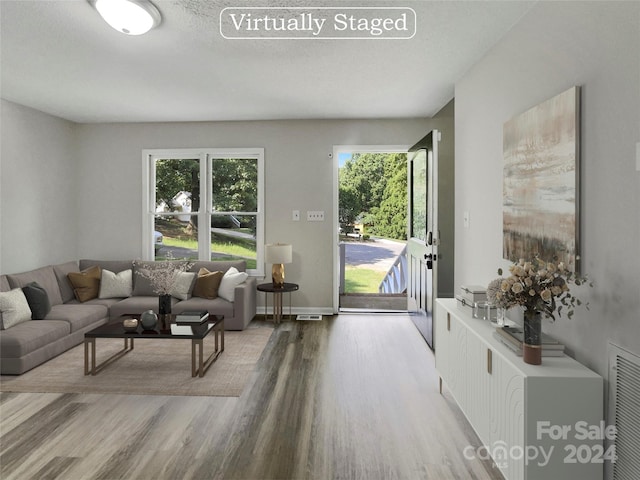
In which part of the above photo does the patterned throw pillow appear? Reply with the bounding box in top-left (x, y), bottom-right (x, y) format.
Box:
top-left (0, 288), bottom-right (32, 329)
top-left (99, 269), bottom-right (133, 299)
top-left (170, 272), bottom-right (196, 300)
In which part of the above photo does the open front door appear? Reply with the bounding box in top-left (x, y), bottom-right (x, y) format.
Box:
top-left (407, 131), bottom-right (439, 348)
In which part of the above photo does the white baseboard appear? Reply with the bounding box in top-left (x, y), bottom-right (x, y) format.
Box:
top-left (257, 306), bottom-right (334, 316)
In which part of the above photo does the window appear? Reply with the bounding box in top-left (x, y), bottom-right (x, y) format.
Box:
top-left (142, 148), bottom-right (264, 276)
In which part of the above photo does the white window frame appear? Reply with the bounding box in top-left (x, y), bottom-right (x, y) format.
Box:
top-left (142, 148), bottom-right (265, 277)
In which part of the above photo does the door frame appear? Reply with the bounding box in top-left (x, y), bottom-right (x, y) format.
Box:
top-left (332, 144), bottom-right (410, 314)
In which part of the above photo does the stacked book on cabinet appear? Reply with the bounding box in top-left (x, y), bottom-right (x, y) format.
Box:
top-left (493, 326), bottom-right (565, 357)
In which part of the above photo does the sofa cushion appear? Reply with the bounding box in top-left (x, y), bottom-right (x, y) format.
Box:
top-left (1, 275), bottom-right (10, 292)
top-left (53, 261), bottom-right (80, 303)
top-left (189, 260), bottom-right (246, 274)
top-left (0, 320), bottom-right (71, 357)
top-left (218, 267), bottom-right (249, 302)
top-left (193, 268), bottom-right (224, 299)
top-left (79, 259), bottom-right (133, 274)
top-left (0, 288), bottom-right (32, 330)
top-left (68, 266), bottom-right (102, 302)
top-left (46, 304), bottom-right (108, 332)
top-left (99, 269), bottom-right (133, 299)
top-left (22, 282), bottom-right (51, 320)
top-left (7, 265), bottom-right (64, 306)
top-left (108, 296), bottom-right (178, 319)
top-left (172, 297), bottom-right (235, 318)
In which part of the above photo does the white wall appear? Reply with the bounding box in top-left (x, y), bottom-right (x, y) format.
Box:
top-left (0, 100), bottom-right (78, 273)
top-left (455, 1), bottom-right (640, 378)
top-left (75, 118), bottom-right (441, 311)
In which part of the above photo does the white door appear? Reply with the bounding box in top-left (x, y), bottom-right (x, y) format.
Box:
top-left (407, 131), bottom-right (439, 348)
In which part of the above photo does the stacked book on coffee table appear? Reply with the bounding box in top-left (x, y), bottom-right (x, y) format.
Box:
top-left (175, 310), bottom-right (210, 325)
top-left (493, 325), bottom-right (565, 357)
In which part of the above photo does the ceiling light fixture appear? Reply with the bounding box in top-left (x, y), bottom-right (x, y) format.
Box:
top-left (89, 0), bottom-right (161, 35)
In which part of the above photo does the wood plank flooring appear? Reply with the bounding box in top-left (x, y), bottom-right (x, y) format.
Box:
top-left (0, 315), bottom-right (504, 480)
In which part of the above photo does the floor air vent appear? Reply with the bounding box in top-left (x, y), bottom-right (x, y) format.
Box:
top-left (608, 343), bottom-right (640, 480)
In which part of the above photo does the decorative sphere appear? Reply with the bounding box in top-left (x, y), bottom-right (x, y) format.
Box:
top-left (140, 310), bottom-right (158, 329)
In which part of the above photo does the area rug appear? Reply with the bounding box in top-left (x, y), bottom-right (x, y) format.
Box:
top-left (0, 325), bottom-right (273, 397)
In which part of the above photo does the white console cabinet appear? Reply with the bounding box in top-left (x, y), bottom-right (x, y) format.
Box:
top-left (435, 298), bottom-right (603, 480)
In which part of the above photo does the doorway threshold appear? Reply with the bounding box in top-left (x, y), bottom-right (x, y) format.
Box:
top-left (339, 293), bottom-right (407, 311)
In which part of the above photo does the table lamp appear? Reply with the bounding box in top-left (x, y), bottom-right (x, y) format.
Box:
top-left (265, 243), bottom-right (292, 288)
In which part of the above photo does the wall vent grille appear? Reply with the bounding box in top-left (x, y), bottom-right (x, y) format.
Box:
top-left (609, 343), bottom-right (640, 480)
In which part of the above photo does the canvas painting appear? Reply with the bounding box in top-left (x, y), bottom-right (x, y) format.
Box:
top-left (503, 86), bottom-right (580, 272)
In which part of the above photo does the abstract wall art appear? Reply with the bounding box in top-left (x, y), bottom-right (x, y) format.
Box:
top-left (503, 86), bottom-right (581, 272)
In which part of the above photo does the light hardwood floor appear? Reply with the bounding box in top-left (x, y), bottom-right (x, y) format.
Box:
top-left (0, 315), bottom-right (504, 480)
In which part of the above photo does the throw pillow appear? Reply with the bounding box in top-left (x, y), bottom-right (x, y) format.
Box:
top-left (67, 265), bottom-right (102, 302)
top-left (218, 267), bottom-right (248, 303)
top-left (99, 269), bottom-right (133, 299)
top-left (0, 288), bottom-right (32, 329)
top-left (170, 272), bottom-right (196, 301)
top-left (22, 282), bottom-right (51, 319)
top-left (193, 268), bottom-right (224, 299)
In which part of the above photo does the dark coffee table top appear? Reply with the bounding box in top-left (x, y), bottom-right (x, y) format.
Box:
top-left (85, 314), bottom-right (224, 340)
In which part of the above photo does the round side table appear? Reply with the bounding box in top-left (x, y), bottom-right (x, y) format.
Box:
top-left (257, 283), bottom-right (299, 324)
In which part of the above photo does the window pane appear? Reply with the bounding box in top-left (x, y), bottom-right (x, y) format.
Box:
top-left (211, 214), bottom-right (257, 270)
top-left (155, 158), bottom-right (200, 214)
top-left (211, 158), bottom-right (258, 212)
top-left (154, 216), bottom-right (198, 261)
top-left (411, 150), bottom-right (427, 242)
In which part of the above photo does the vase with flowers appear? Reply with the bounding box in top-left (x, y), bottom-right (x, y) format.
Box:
top-left (134, 252), bottom-right (194, 315)
top-left (487, 256), bottom-right (590, 365)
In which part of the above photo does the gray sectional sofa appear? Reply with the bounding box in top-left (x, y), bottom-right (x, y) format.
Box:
top-left (0, 259), bottom-right (256, 375)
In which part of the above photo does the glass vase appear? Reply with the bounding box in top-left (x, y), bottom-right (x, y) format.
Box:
top-left (523, 309), bottom-right (542, 365)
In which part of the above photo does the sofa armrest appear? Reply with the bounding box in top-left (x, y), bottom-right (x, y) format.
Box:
top-left (231, 276), bottom-right (257, 328)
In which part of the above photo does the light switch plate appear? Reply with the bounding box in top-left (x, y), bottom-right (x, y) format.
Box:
top-left (292, 210), bottom-right (300, 221)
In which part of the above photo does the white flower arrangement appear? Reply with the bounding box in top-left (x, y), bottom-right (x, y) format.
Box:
top-left (134, 252), bottom-right (194, 296)
top-left (487, 256), bottom-right (591, 320)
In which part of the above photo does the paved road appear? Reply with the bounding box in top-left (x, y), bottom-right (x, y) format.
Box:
top-left (344, 238), bottom-right (406, 271)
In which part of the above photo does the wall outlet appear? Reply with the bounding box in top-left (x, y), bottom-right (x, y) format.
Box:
top-left (292, 210), bottom-right (300, 221)
top-left (307, 211), bottom-right (325, 221)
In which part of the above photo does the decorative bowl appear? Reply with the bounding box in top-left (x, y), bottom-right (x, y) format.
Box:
top-left (122, 318), bottom-right (139, 332)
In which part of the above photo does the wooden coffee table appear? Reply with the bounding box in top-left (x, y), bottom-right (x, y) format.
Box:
top-left (84, 314), bottom-right (224, 377)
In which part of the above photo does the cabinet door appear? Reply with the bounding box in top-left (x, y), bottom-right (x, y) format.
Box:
top-left (434, 303), bottom-right (450, 382)
top-left (489, 352), bottom-right (525, 480)
top-left (465, 333), bottom-right (492, 443)
top-left (447, 313), bottom-right (467, 409)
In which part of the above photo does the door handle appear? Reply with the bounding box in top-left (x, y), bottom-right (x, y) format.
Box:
top-left (424, 253), bottom-right (433, 270)
top-left (427, 231), bottom-right (433, 245)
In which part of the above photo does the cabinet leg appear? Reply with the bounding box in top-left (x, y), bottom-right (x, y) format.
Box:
top-left (439, 377), bottom-right (442, 394)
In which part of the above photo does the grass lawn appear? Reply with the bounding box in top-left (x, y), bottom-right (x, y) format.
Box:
top-left (157, 218), bottom-right (257, 269)
top-left (344, 266), bottom-right (385, 294)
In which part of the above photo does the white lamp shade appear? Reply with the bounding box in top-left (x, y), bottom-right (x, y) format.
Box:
top-left (265, 244), bottom-right (292, 264)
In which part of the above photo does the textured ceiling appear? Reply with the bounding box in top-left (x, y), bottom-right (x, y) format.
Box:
top-left (0, 0), bottom-right (534, 123)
